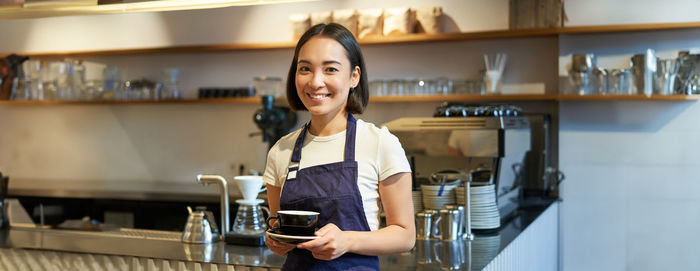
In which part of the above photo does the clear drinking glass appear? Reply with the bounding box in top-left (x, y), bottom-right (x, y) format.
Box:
top-left (452, 79), bottom-right (468, 94)
top-left (567, 71), bottom-right (590, 95)
top-left (436, 77), bottom-right (453, 95)
top-left (388, 79), bottom-right (403, 96)
top-left (369, 79), bottom-right (388, 96)
top-left (51, 61), bottom-right (74, 100)
top-left (162, 68), bottom-right (182, 99)
top-left (22, 60), bottom-right (42, 100)
top-left (102, 66), bottom-right (122, 100)
top-left (70, 61), bottom-right (87, 100)
top-left (607, 69), bottom-right (632, 94)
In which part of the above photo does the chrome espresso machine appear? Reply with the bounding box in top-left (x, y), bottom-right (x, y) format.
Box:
top-left (383, 104), bottom-right (555, 223)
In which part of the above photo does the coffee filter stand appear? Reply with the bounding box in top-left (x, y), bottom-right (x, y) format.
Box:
top-left (224, 224), bottom-right (266, 246)
top-left (225, 176), bottom-right (267, 246)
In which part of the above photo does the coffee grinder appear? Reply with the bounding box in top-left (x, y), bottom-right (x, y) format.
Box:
top-left (225, 175), bottom-right (269, 246)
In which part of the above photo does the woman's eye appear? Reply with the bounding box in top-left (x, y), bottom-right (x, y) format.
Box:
top-left (325, 67), bottom-right (339, 72)
top-left (298, 66), bottom-right (310, 72)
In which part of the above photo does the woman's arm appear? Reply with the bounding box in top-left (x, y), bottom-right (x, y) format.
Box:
top-left (266, 184), bottom-right (282, 216)
top-left (265, 184), bottom-right (297, 256)
top-left (297, 172), bottom-right (415, 259)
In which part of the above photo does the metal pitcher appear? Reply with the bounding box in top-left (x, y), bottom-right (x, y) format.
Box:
top-left (182, 206), bottom-right (219, 244)
top-left (432, 209), bottom-right (461, 241)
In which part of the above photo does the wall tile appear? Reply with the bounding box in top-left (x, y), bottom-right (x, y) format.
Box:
top-left (560, 198), bottom-right (627, 271)
top-left (626, 199), bottom-right (700, 270)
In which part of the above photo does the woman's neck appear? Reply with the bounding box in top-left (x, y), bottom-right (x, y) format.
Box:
top-left (308, 110), bottom-right (349, 136)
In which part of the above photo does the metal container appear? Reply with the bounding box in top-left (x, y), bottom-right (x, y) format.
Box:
top-left (630, 49), bottom-right (657, 96)
top-left (432, 209), bottom-right (461, 241)
top-left (415, 211), bottom-right (434, 240)
top-left (571, 54), bottom-right (596, 73)
top-left (182, 206), bottom-right (219, 244)
top-left (443, 204), bottom-right (465, 239)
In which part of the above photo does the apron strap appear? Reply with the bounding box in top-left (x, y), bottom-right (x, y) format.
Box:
top-left (290, 122), bottom-right (309, 163)
top-left (344, 114), bottom-right (357, 162)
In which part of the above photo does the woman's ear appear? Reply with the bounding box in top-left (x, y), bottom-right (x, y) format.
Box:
top-left (351, 66), bottom-right (361, 88)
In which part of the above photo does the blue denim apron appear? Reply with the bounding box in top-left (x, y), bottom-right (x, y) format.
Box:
top-left (279, 114), bottom-right (379, 271)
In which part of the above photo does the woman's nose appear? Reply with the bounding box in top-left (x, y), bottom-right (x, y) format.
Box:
top-left (309, 72), bottom-right (324, 89)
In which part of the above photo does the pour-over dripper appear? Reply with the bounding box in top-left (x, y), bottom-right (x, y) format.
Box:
top-left (233, 175), bottom-right (266, 202)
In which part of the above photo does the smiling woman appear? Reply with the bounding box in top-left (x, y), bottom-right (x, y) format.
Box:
top-left (263, 23), bottom-right (415, 271)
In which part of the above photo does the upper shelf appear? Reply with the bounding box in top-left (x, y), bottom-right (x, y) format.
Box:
top-left (0, 94), bottom-right (697, 106)
top-left (4, 21), bottom-right (700, 58)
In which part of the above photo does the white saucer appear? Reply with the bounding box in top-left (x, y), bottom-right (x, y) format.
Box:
top-left (236, 199), bottom-right (265, 205)
top-left (267, 231), bottom-right (319, 244)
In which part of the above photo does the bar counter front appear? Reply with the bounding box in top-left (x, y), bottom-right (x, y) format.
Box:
top-left (0, 200), bottom-right (558, 271)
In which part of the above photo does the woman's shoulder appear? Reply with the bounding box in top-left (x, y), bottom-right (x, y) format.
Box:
top-left (356, 119), bottom-right (397, 140)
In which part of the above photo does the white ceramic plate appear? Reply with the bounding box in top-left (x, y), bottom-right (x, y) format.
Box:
top-left (267, 231), bottom-right (319, 244)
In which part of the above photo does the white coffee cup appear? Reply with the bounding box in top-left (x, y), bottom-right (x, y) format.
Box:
top-left (233, 175), bottom-right (266, 201)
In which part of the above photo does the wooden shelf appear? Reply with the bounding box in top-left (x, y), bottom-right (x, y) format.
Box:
top-left (557, 94), bottom-right (700, 101)
top-left (369, 94), bottom-right (558, 103)
top-left (1, 94), bottom-right (697, 106)
top-left (2, 21), bottom-right (696, 58)
top-left (559, 21), bottom-right (700, 35)
top-left (0, 97), bottom-right (261, 106)
top-left (3, 21), bottom-right (700, 58)
top-left (2, 28), bottom-right (561, 58)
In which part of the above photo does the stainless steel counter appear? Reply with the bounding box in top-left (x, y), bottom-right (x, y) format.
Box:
top-left (0, 201), bottom-right (556, 270)
top-left (0, 227), bottom-right (285, 268)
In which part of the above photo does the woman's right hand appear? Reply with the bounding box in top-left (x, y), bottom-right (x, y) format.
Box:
top-left (265, 231), bottom-right (296, 256)
top-left (265, 219), bottom-right (296, 256)
top-left (264, 185), bottom-right (294, 255)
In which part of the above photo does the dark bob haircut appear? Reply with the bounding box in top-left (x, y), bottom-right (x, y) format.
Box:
top-left (286, 23), bottom-right (369, 114)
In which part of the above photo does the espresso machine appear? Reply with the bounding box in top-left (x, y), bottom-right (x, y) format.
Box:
top-left (383, 104), bottom-right (556, 223)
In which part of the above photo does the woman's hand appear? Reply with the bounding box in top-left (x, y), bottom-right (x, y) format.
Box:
top-left (265, 185), bottom-right (295, 256)
top-left (265, 231), bottom-right (297, 256)
top-left (296, 223), bottom-right (353, 261)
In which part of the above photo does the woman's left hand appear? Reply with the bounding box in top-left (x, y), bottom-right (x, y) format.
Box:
top-left (296, 223), bottom-right (353, 261)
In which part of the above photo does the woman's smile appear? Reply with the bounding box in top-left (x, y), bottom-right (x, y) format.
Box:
top-left (307, 92), bottom-right (332, 101)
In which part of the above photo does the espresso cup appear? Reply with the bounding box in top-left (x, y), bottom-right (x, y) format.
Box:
top-left (266, 210), bottom-right (319, 236)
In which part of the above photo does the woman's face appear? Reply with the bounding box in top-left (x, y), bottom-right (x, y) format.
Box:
top-left (295, 36), bottom-right (360, 118)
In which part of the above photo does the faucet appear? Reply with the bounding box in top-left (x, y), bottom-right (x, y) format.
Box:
top-left (196, 174), bottom-right (229, 237)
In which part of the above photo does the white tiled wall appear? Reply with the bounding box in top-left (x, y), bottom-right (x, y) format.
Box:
top-left (559, 100), bottom-right (700, 271)
top-left (559, 2), bottom-right (700, 270)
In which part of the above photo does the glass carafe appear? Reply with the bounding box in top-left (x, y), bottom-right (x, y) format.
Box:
top-left (232, 200), bottom-right (270, 235)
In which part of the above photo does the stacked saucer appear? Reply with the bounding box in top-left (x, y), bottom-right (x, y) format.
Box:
top-left (421, 184), bottom-right (457, 210)
top-left (412, 190), bottom-right (424, 213)
top-left (456, 184), bottom-right (500, 230)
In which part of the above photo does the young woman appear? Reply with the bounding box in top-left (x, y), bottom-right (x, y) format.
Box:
top-left (263, 23), bottom-right (415, 271)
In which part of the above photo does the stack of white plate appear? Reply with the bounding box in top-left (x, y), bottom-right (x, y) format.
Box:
top-left (456, 184), bottom-right (500, 230)
top-left (412, 190), bottom-right (424, 213)
top-left (420, 184), bottom-right (457, 210)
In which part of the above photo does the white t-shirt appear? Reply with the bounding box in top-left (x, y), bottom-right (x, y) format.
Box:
top-left (263, 119), bottom-right (411, 230)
